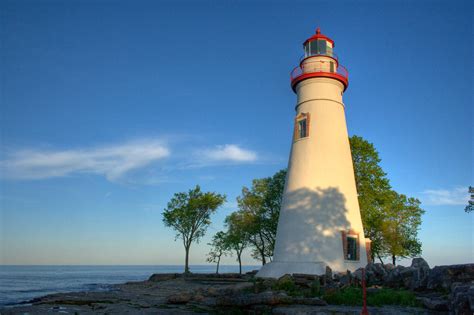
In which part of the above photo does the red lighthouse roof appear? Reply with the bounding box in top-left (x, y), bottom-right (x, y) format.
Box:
top-left (303, 27), bottom-right (335, 47)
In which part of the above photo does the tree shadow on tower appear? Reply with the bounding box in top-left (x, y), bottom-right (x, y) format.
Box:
top-left (275, 186), bottom-right (351, 268)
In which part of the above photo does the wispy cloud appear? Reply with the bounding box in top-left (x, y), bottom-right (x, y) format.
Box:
top-left (0, 139), bottom-right (170, 182)
top-left (197, 144), bottom-right (258, 163)
top-left (0, 141), bottom-right (262, 184)
top-left (419, 186), bottom-right (469, 206)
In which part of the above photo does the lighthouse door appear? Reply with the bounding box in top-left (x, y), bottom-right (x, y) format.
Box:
top-left (329, 62), bottom-right (335, 73)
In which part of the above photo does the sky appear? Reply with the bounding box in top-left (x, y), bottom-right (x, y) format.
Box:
top-left (0, 0), bottom-right (472, 267)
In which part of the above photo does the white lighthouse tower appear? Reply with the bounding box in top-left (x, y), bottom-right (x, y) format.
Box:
top-left (258, 28), bottom-right (371, 278)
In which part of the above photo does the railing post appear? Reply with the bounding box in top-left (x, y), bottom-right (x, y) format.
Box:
top-left (361, 267), bottom-right (369, 315)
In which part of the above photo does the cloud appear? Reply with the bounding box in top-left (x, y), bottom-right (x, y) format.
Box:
top-left (198, 144), bottom-right (257, 163)
top-left (0, 139), bottom-right (170, 182)
top-left (419, 186), bottom-right (469, 206)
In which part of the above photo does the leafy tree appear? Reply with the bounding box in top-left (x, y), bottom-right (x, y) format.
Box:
top-left (350, 135), bottom-right (425, 264)
top-left (349, 135), bottom-right (392, 261)
top-left (465, 186), bottom-right (473, 213)
top-left (236, 169), bottom-right (286, 264)
top-left (206, 231), bottom-right (229, 274)
top-left (162, 185), bottom-right (226, 273)
top-left (380, 191), bottom-right (424, 265)
top-left (224, 211), bottom-right (249, 274)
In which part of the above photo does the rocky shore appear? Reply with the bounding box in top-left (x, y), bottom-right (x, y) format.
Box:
top-left (1, 259), bottom-right (472, 314)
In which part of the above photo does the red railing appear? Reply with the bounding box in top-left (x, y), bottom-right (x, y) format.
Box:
top-left (290, 60), bottom-right (349, 82)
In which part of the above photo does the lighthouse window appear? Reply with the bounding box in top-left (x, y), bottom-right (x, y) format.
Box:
top-left (346, 236), bottom-right (358, 261)
top-left (294, 113), bottom-right (310, 141)
top-left (298, 119), bottom-right (307, 138)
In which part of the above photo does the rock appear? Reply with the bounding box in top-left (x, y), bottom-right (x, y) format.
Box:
top-left (384, 263), bottom-right (396, 272)
top-left (166, 292), bottom-right (193, 304)
top-left (409, 258), bottom-right (430, 290)
top-left (148, 273), bottom-right (180, 282)
top-left (449, 282), bottom-right (474, 315)
top-left (427, 264), bottom-right (474, 291)
top-left (419, 297), bottom-right (449, 311)
top-left (339, 271), bottom-right (352, 287)
top-left (292, 274), bottom-right (318, 288)
top-left (352, 268), bottom-right (364, 283)
top-left (399, 267), bottom-right (415, 289)
top-left (246, 269), bottom-right (258, 276)
top-left (216, 291), bottom-right (293, 306)
top-left (411, 257), bottom-right (430, 269)
top-left (385, 265), bottom-right (406, 288)
top-left (325, 266), bottom-right (333, 283)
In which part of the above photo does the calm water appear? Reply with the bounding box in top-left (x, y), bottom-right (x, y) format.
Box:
top-left (0, 265), bottom-right (258, 306)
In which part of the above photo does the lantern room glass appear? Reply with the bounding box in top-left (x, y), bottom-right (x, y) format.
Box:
top-left (304, 40), bottom-right (333, 58)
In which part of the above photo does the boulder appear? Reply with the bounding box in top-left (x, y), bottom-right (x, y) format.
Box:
top-left (385, 265), bottom-right (406, 288)
top-left (409, 258), bottom-right (430, 290)
top-left (325, 266), bottom-right (333, 283)
top-left (427, 264), bottom-right (474, 291)
top-left (148, 273), bottom-right (180, 282)
top-left (338, 270), bottom-right (352, 287)
top-left (449, 282), bottom-right (474, 315)
top-left (292, 274), bottom-right (318, 288)
top-left (384, 263), bottom-right (396, 272)
top-left (419, 297), bottom-right (449, 311)
top-left (364, 263), bottom-right (387, 285)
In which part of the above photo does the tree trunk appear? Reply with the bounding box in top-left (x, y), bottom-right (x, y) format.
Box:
top-left (237, 253), bottom-right (242, 274)
top-left (392, 255), bottom-right (396, 265)
top-left (184, 245), bottom-right (190, 273)
top-left (377, 253), bottom-right (384, 265)
top-left (259, 232), bottom-right (266, 265)
top-left (216, 256), bottom-right (221, 274)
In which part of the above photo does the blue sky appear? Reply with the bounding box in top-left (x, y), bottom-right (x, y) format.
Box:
top-left (1, 0), bottom-right (472, 267)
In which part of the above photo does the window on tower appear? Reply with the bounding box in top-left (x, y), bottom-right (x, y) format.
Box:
top-left (298, 119), bottom-right (307, 138)
top-left (294, 113), bottom-right (310, 141)
top-left (341, 230), bottom-right (360, 261)
top-left (346, 236), bottom-right (358, 260)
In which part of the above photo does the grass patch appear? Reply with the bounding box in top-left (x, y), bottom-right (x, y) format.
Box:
top-left (323, 287), bottom-right (421, 307)
top-left (272, 277), bottom-right (299, 295)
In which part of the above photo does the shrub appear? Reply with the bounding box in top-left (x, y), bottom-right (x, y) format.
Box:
top-left (272, 277), bottom-right (301, 296)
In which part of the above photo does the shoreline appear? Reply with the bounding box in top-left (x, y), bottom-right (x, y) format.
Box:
top-left (0, 272), bottom-right (448, 315)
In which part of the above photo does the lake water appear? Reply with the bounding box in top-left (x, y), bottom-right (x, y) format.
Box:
top-left (0, 265), bottom-right (259, 306)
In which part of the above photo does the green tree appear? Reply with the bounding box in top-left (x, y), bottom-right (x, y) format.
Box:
top-left (224, 211), bottom-right (249, 274)
top-left (465, 186), bottom-right (473, 213)
top-left (162, 185), bottom-right (226, 273)
top-left (206, 231), bottom-right (229, 274)
top-left (236, 169), bottom-right (286, 264)
top-left (380, 191), bottom-right (424, 265)
top-left (349, 135), bottom-right (392, 262)
top-left (350, 135), bottom-right (425, 264)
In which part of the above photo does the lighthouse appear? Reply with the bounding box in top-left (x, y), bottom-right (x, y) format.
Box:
top-left (257, 28), bottom-right (371, 278)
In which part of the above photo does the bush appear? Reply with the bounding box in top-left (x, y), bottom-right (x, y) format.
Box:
top-left (272, 277), bottom-right (300, 296)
